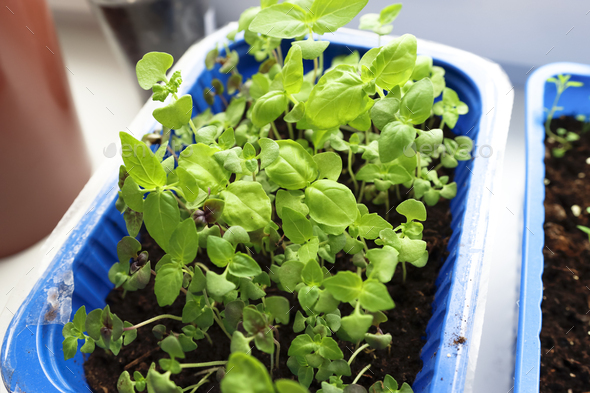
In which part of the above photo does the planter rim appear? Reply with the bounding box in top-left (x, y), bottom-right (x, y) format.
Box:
top-left (516, 61), bottom-right (590, 393)
top-left (1, 23), bottom-right (513, 393)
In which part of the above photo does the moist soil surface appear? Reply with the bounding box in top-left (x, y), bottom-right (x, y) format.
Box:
top-left (540, 116), bottom-right (590, 392)
top-left (84, 122), bottom-right (457, 393)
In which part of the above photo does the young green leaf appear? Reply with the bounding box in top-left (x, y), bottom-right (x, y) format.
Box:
top-left (153, 94), bottom-right (193, 130)
top-left (258, 137), bottom-right (280, 169)
top-left (359, 280), bottom-right (395, 312)
top-left (366, 246), bottom-right (398, 283)
top-left (275, 379), bottom-right (310, 393)
top-left (323, 271), bottom-right (362, 302)
top-left (400, 78), bottom-right (434, 125)
top-left (121, 177), bottom-right (145, 212)
top-left (266, 140), bottom-right (318, 190)
top-left (309, 0), bottom-right (369, 35)
top-left (220, 353), bottom-right (275, 393)
top-left (120, 132), bottom-right (167, 189)
top-left (221, 181), bottom-right (272, 231)
top-left (370, 34), bottom-right (417, 90)
top-left (206, 271), bottom-right (236, 298)
top-left (305, 65), bottom-right (374, 130)
top-left (291, 40), bottom-right (330, 60)
top-left (301, 259), bottom-right (324, 287)
top-left (276, 190), bottom-right (309, 219)
top-left (207, 236), bottom-right (235, 268)
top-left (396, 199), bottom-right (427, 222)
top-left (380, 4), bottom-right (402, 25)
top-left (251, 90), bottom-right (289, 127)
top-left (230, 253), bottom-right (262, 277)
top-left (288, 334), bottom-right (317, 356)
top-left (283, 45), bottom-right (304, 95)
top-left (318, 336), bottom-right (343, 360)
top-left (357, 213), bottom-right (393, 240)
top-left (154, 260), bottom-right (183, 307)
top-left (179, 143), bottom-right (230, 194)
top-left (378, 122), bottom-right (416, 163)
top-left (136, 52), bottom-right (173, 90)
top-left (265, 296), bottom-right (291, 324)
top-left (340, 309), bottom-right (372, 342)
top-left (168, 218), bottom-right (198, 265)
top-left (282, 207), bottom-right (313, 244)
top-left (305, 180), bottom-right (357, 227)
top-left (313, 152), bottom-right (342, 181)
top-left (284, 102), bottom-right (306, 123)
top-left (249, 3), bottom-right (310, 39)
top-left (143, 191), bottom-right (180, 251)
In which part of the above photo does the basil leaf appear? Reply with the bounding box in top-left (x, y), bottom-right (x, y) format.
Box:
top-left (310, 0), bottom-right (369, 35)
top-left (220, 353), bottom-right (274, 393)
top-left (143, 191), bottom-right (180, 251)
top-left (153, 94), bottom-right (193, 130)
top-left (305, 180), bottom-right (357, 227)
top-left (154, 262), bottom-right (183, 306)
top-left (396, 199), bottom-right (427, 222)
top-left (359, 280), bottom-right (395, 312)
top-left (178, 143), bottom-right (230, 194)
top-left (249, 3), bottom-right (310, 39)
top-left (229, 253), bottom-right (262, 278)
top-left (282, 207), bottom-right (313, 244)
top-left (168, 218), bottom-right (199, 265)
top-left (136, 52), bottom-right (173, 90)
top-left (370, 95), bottom-right (400, 131)
top-left (400, 78), bottom-right (434, 125)
top-left (251, 90), bottom-right (289, 127)
top-left (221, 181), bottom-right (272, 231)
top-left (322, 271), bottom-right (362, 302)
top-left (358, 213), bottom-right (392, 240)
top-left (207, 236), bottom-right (235, 268)
top-left (283, 45), bottom-right (304, 95)
top-left (366, 246), bottom-right (398, 283)
top-left (266, 140), bottom-right (318, 190)
top-left (370, 34), bottom-right (417, 90)
top-left (120, 132), bottom-right (167, 188)
top-left (305, 65), bottom-right (374, 130)
top-left (291, 40), bottom-right (330, 60)
top-left (313, 152), bottom-right (342, 181)
top-left (378, 122), bottom-right (416, 163)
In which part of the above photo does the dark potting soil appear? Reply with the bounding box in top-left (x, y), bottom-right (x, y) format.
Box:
top-left (84, 122), bottom-right (457, 393)
top-left (540, 116), bottom-right (590, 392)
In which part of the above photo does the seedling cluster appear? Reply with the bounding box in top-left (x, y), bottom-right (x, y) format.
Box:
top-left (63, 1), bottom-right (472, 392)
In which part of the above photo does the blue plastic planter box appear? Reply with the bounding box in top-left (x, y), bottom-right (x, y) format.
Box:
top-left (1, 24), bottom-right (513, 393)
top-left (515, 62), bottom-right (590, 393)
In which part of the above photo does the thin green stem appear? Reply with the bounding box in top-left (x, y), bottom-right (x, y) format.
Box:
top-left (196, 262), bottom-right (209, 272)
top-left (357, 181), bottom-right (366, 203)
top-left (274, 337), bottom-right (281, 370)
top-left (180, 360), bottom-right (227, 369)
top-left (402, 261), bottom-right (407, 283)
top-left (348, 149), bottom-right (359, 193)
top-left (285, 110), bottom-right (295, 139)
top-left (202, 289), bottom-right (232, 340)
top-left (352, 364), bottom-right (372, 385)
top-left (123, 314), bottom-right (183, 331)
top-left (183, 368), bottom-right (219, 393)
top-left (348, 343), bottom-right (370, 365)
top-left (385, 189), bottom-right (390, 220)
top-left (270, 122), bottom-right (282, 140)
